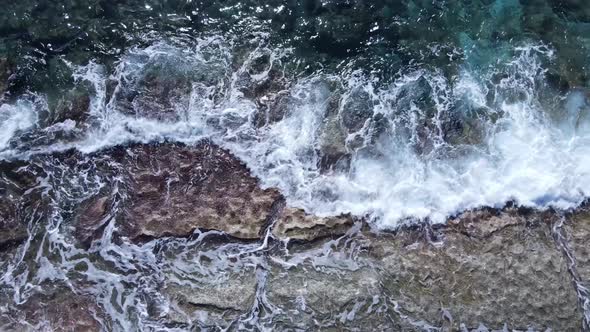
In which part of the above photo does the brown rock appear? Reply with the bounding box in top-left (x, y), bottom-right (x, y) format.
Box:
top-left (447, 208), bottom-right (525, 238)
top-left (119, 142), bottom-right (283, 240)
top-left (0, 197), bottom-right (26, 249)
top-left (0, 161), bottom-right (40, 249)
top-left (272, 207), bottom-right (353, 241)
top-left (0, 287), bottom-right (106, 331)
top-left (74, 195), bottom-right (112, 246)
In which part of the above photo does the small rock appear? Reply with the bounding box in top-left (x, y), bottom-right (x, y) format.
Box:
top-left (49, 90), bottom-right (91, 126)
top-left (0, 58), bottom-right (13, 96)
top-left (319, 114), bottom-right (350, 171)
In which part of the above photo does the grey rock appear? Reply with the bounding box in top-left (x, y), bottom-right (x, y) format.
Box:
top-left (165, 270), bottom-right (257, 313)
top-left (0, 58), bottom-right (13, 96)
top-left (265, 210), bottom-right (582, 330)
top-left (341, 88), bottom-right (374, 133)
top-left (372, 212), bottom-right (581, 331)
top-left (267, 265), bottom-right (388, 329)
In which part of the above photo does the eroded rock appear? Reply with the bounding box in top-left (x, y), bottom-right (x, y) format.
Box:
top-left (265, 210), bottom-right (582, 330)
top-left (267, 266), bottom-right (387, 329)
top-left (447, 208), bottom-right (525, 238)
top-left (272, 207), bottom-right (353, 241)
top-left (72, 142), bottom-right (285, 243)
top-left (165, 270), bottom-right (257, 314)
top-left (372, 213), bottom-right (580, 330)
top-left (120, 143), bottom-right (284, 240)
top-left (564, 208), bottom-right (590, 293)
top-left (0, 287), bottom-right (107, 331)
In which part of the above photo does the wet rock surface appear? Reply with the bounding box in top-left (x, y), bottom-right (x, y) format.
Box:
top-left (264, 210), bottom-right (583, 331)
top-left (0, 198), bottom-right (26, 249)
top-left (272, 207), bottom-right (353, 241)
top-left (0, 161), bottom-right (41, 249)
top-left (0, 144), bottom-right (589, 330)
top-left (374, 215), bottom-right (580, 330)
top-left (1, 0), bottom-right (590, 330)
top-left (564, 207), bottom-right (590, 318)
top-left (0, 58), bottom-right (13, 97)
top-left (119, 143), bottom-right (283, 240)
top-left (0, 285), bottom-right (106, 331)
top-left (73, 142), bottom-right (284, 243)
top-left (163, 268), bottom-right (258, 329)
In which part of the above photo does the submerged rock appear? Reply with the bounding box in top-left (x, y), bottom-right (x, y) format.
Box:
top-left (0, 197), bottom-right (26, 249)
top-left (0, 58), bottom-right (13, 96)
top-left (0, 286), bottom-right (107, 331)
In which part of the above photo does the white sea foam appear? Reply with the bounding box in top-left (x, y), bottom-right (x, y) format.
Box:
top-left (0, 97), bottom-right (40, 151)
top-left (2, 40), bottom-right (590, 228)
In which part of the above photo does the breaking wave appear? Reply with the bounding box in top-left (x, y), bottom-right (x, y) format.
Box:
top-left (1, 36), bottom-right (589, 228)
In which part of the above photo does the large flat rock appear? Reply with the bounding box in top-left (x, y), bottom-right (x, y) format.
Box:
top-left (119, 142), bottom-right (283, 240)
top-left (266, 210), bottom-right (582, 330)
top-left (73, 142), bottom-right (284, 243)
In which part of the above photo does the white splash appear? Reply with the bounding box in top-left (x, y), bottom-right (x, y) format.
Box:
top-left (0, 97), bottom-right (40, 151)
top-left (3, 40), bottom-right (590, 228)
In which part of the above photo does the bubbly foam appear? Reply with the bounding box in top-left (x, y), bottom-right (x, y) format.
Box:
top-left (0, 97), bottom-right (40, 152)
top-left (2, 39), bottom-right (590, 228)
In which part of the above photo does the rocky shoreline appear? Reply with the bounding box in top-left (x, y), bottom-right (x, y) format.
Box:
top-left (0, 142), bottom-right (588, 331)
